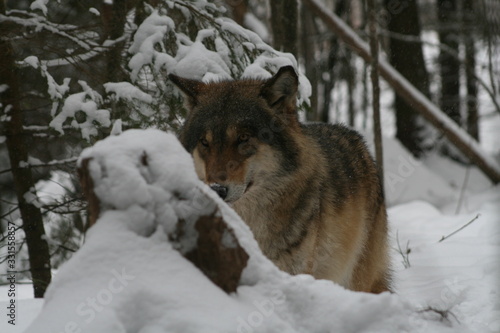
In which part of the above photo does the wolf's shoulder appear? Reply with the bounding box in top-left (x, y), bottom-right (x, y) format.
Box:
top-left (301, 122), bottom-right (369, 153)
top-left (300, 122), bottom-right (377, 190)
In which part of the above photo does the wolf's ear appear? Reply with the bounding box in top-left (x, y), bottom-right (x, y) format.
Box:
top-left (260, 66), bottom-right (298, 114)
top-left (168, 74), bottom-right (204, 109)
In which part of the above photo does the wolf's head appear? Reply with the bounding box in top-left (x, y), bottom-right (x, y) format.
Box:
top-left (169, 66), bottom-right (301, 203)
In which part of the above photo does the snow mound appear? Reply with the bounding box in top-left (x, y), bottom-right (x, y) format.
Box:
top-left (25, 129), bottom-right (457, 333)
top-left (389, 188), bottom-right (500, 332)
top-left (381, 137), bottom-right (459, 207)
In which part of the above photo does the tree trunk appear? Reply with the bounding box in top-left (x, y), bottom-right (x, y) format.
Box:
top-left (438, 0), bottom-right (461, 125)
top-left (384, 0), bottom-right (430, 157)
top-left (319, 0), bottom-right (348, 124)
top-left (102, 0), bottom-right (128, 83)
top-left (300, 4), bottom-right (318, 121)
top-left (270, 0), bottom-right (298, 57)
top-left (0, 3), bottom-right (52, 297)
top-left (463, 0), bottom-right (479, 140)
top-left (346, 49), bottom-right (356, 127)
top-left (367, 0), bottom-right (384, 186)
top-left (227, 0), bottom-right (248, 26)
top-left (301, 0), bottom-right (500, 184)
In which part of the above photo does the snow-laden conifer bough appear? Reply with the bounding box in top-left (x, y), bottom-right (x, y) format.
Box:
top-left (25, 129), bottom-right (460, 332)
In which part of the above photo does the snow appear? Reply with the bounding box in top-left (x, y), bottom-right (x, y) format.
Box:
top-left (88, 8), bottom-right (100, 16)
top-left (127, 11), bottom-right (175, 81)
top-left (1, 129), bottom-right (496, 332)
top-left (23, 56), bottom-right (40, 69)
top-left (104, 82), bottom-right (153, 104)
top-left (30, 0), bottom-right (49, 16)
top-left (34, 171), bottom-right (74, 205)
top-left (49, 81), bottom-right (111, 140)
top-left (110, 119), bottom-right (123, 136)
top-left (126, 6), bottom-right (311, 106)
top-left (390, 194), bottom-right (500, 331)
top-left (370, 136), bottom-right (462, 207)
top-left (243, 13), bottom-right (269, 42)
top-left (22, 187), bottom-right (43, 209)
top-left (174, 40), bottom-right (233, 81)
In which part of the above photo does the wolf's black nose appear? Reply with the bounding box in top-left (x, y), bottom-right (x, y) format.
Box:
top-left (210, 184), bottom-right (228, 200)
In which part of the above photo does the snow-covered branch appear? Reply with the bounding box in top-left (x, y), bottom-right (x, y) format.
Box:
top-left (0, 13), bottom-right (96, 50)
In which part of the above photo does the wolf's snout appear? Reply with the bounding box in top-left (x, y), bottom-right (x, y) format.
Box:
top-left (210, 184), bottom-right (228, 200)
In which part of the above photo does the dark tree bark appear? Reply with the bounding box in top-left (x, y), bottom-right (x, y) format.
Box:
top-left (367, 0), bottom-right (384, 185)
top-left (226, 0), bottom-right (248, 26)
top-left (0, 3), bottom-right (52, 298)
top-left (320, 47), bottom-right (335, 123)
top-left (300, 4), bottom-right (318, 121)
top-left (437, 0), bottom-right (461, 125)
top-left (270, 0), bottom-right (298, 57)
top-left (463, 0), bottom-right (479, 140)
top-left (102, 0), bottom-right (129, 83)
top-left (346, 48), bottom-right (356, 127)
top-left (384, 0), bottom-right (430, 157)
top-left (313, 0), bottom-right (349, 123)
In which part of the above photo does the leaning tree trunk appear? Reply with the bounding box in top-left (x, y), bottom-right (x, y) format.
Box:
top-left (270, 0), bottom-right (299, 57)
top-left (0, 3), bottom-right (52, 298)
top-left (384, 0), bottom-right (430, 157)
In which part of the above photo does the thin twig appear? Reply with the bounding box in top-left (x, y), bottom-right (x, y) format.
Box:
top-left (438, 213), bottom-right (481, 242)
top-left (418, 306), bottom-right (460, 324)
top-left (395, 230), bottom-right (411, 268)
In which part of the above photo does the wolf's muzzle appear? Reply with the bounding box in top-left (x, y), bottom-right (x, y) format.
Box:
top-left (210, 184), bottom-right (228, 200)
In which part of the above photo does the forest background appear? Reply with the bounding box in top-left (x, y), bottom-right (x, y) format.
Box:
top-left (0, 0), bottom-right (499, 298)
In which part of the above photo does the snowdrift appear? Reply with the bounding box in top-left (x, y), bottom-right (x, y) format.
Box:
top-left (25, 129), bottom-right (457, 333)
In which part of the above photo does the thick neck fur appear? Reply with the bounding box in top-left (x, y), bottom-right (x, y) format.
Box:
top-left (232, 129), bottom-right (326, 261)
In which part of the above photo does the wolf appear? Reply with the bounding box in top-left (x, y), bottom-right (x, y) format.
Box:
top-left (169, 66), bottom-right (392, 293)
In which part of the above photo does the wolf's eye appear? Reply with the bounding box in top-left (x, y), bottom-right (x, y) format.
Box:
top-left (238, 133), bottom-right (250, 143)
top-left (200, 138), bottom-right (209, 147)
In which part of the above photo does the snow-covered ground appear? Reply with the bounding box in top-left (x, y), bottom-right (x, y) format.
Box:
top-left (1, 129), bottom-right (498, 333)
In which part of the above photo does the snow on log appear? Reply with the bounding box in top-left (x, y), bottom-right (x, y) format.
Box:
top-left (25, 129), bottom-right (458, 333)
top-left (77, 129), bottom-right (248, 293)
top-left (303, 0), bottom-right (500, 184)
